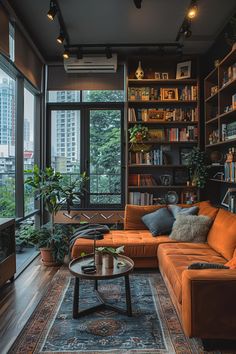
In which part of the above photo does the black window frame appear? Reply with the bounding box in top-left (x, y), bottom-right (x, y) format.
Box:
top-left (46, 101), bottom-right (125, 210)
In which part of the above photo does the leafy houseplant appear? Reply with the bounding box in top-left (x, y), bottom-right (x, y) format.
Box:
top-left (128, 124), bottom-right (149, 144)
top-left (186, 147), bottom-right (208, 188)
top-left (24, 165), bottom-right (88, 265)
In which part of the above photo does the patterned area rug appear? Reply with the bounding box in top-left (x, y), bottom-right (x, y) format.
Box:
top-left (9, 268), bottom-right (223, 354)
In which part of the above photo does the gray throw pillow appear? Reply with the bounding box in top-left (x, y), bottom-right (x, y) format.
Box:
top-left (168, 205), bottom-right (199, 218)
top-left (169, 214), bottom-right (212, 242)
top-left (142, 207), bottom-right (175, 236)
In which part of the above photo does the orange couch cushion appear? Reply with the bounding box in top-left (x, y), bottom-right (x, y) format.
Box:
top-left (158, 243), bottom-right (226, 304)
top-left (196, 201), bottom-right (219, 220)
top-left (71, 229), bottom-right (176, 259)
top-left (207, 209), bottom-right (236, 260)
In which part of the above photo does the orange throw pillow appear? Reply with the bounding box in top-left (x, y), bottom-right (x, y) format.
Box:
top-left (225, 257), bottom-right (236, 269)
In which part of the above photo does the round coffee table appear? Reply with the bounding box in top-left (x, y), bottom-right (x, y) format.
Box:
top-left (69, 254), bottom-right (134, 319)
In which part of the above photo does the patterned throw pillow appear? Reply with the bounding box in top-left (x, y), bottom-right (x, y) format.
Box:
top-left (169, 214), bottom-right (212, 242)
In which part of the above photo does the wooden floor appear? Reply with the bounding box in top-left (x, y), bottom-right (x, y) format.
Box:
top-left (0, 256), bottom-right (60, 354)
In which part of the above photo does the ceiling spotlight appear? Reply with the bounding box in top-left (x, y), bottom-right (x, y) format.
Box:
top-left (105, 46), bottom-right (112, 59)
top-left (57, 31), bottom-right (65, 44)
top-left (77, 47), bottom-right (83, 60)
top-left (133, 0), bottom-right (142, 9)
top-left (63, 49), bottom-right (70, 59)
top-left (187, 2), bottom-right (198, 19)
top-left (47, 1), bottom-right (57, 21)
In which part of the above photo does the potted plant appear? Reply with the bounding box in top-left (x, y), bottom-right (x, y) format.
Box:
top-left (128, 124), bottom-right (149, 144)
top-left (186, 147), bottom-right (208, 188)
top-left (24, 165), bottom-right (88, 266)
top-left (96, 246), bottom-right (125, 268)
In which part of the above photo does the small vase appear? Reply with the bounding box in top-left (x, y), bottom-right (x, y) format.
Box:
top-left (103, 254), bottom-right (114, 269)
top-left (95, 251), bottom-right (102, 266)
top-left (135, 61), bottom-right (144, 80)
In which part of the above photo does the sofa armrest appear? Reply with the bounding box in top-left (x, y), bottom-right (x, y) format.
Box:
top-left (182, 269), bottom-right (236, 339)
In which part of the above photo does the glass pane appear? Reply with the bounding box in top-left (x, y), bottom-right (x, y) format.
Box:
top-left (90, 109), bottom-right (121, 205)
top-left (83, 90), bottom-right (124, 102)
top-left (24, 88), bottom-right (35, 215)
top-left (48, 91), bottom-right (80, 103)
top-left (0, 68), bottom-right (16, 217)
top-left (51, 110), bottom-right (81, 207)
top-left (9, 22), bottom-right (15, 62)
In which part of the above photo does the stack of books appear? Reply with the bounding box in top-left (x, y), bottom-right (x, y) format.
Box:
top-left (128, 108), bottom-right (198, 122)
top-left (224, 162), bottom-right (236, 182)
top-left (128, 174), bottom-right (157, 186)
top-left (129, 147), bottom-right (164, 165)
top-left (222, 122), bottom-right (236, 141)
top-left (129, 192), bottom-right (153, 205)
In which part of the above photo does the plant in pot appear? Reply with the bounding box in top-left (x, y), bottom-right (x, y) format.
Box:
top-left (96, 246), bottom-right (125, 268)
top-left (128, 124), bottom-right (149, 143)
top-left (24, 165), bottom-right (88, 266)
top-left (186, 147), bottom-right (208, 188)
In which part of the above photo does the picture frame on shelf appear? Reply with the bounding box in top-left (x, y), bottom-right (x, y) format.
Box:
top-left (161, 88), bottom-right (178, 101)
top-left (154, 72), bottom-right (161, 79)
top-left (174, 168), bottom-right (189, 185)
top-left (179, 147), bottom-right (192, 165)
top-left (161, 73), bottom-right (169, 80)
top-left (221, 189), bottom-right (230, 207)
top-left (147, 109), bottom-right (166, 121)
top-left (176, 61), bottom-right (191, 79)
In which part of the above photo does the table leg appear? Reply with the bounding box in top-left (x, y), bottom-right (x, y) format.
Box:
top-left (94, 279), bottom-right (98, 290)
top-left (73, 277), bottom-right (79, 319)
top-left (125, 275), bottom-right (132, 316)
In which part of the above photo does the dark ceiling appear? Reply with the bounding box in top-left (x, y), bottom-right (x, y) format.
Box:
top-left (7, 0), bottom-right (236, 62)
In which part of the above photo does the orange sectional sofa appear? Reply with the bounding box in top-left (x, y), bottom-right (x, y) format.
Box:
top-left (71, 201), bottom-right (236, 340)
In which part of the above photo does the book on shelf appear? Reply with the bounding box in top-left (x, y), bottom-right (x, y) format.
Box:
top-left (128, 86), bottom-right (197, 102)
top-left (129, 192), bottom-right (153, 205)
top-left (129, 147), bottom-right (164, 165)
top-left (149, 126), bottom-right (197, 142)
top-left (224, 162), bottom-right (236, 182)
top-left (222, 121), bottom-right (236, 141)
top-left (128, 108), bottom-right (198, 122)
top-left (128, 174), bottom-right (157, 186)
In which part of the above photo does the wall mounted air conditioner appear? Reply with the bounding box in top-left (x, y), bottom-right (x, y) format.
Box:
top-left (64, 54), bottom-right (117, 73)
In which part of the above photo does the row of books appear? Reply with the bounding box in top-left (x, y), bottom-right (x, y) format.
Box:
top-left (129, 192), bottom-right (154, 205)
top-left (128, 108), bottom-right (198, 122)
top-left (148, 126), bottom-right (197, 142)
top-left (128, 86), bottom-right (197, 101)
top-left (129, 148), bottom-right (164, 165)
top-left (224, 162), bottom-right (236, 182)
top-left (222, 122), bottom-right (236, 141)
top-left (128, 174), bottom-right (157, 186)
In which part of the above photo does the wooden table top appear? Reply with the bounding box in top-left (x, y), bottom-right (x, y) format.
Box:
top-left (69, 254), bottom-right (134, 280)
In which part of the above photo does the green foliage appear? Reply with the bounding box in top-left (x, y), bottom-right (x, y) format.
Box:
top-left (0, 177), bottom-right (15, 217)
top-left (186, 147), bottom-right (208, 189)
top-left (96, 245), bottom-right (124, 259)
top-left (128, 124), bottom-right (149, 143)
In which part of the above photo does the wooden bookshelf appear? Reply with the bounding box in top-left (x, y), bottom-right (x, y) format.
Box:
top-left (204, 47), bottom-right (236, 209)
top-left (126, 56), bottom-right (200, 206)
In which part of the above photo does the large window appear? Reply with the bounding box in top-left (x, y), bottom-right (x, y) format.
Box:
top-left (48, 89), bottom-right (124, 208)
top-left (90, 109), bottom-right (122, 205)
top-left (0, 67), bottom-right (16, 217)
top-left (24, 87), bottom-right (35, 215)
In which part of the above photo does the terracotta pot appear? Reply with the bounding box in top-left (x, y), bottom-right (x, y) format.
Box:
top-left (103, 254), bottom-right (114, 269)
top-left (40, 247), bottom-right (60, 267)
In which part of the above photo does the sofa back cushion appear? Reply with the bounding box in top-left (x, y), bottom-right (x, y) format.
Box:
top-left (196, 201), bottom-right (219, 220)
top-left (207, 208), bottom-right (236, 260)
top-left (124, 204), bottom-right (164, 230)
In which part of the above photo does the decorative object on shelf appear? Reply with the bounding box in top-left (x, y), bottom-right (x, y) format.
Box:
top-left (96, 246), bottom-right (125, 269)
top-left (179, 147), bottom-right (192, 165)
top-left (162, 73), bottom-right (169, 80)
top-left (232, 93), bottom-right (236, 110)
top-left (135, 61), bottom-right (144, 80)
top-left (176, 61), bottom-right (191, 79)
top-left (186, 147), bottom-right (208, 188)
top-left (147, 109), bottom-right (166, 121)
top-left (165, 191), bottom-right (179, 204)
top-left (210, 85), bottom-right (218, 96)
top-left (154, 72), bottom-right (161, 79)
top-left (213, 172), bottom-right (224, 181)
top-left (161, 88), bottom-right (178, 101)
top-left (224, 147), bottom-right (236, 183)
top-left (128, 124), bottom-right (149, 144)
top-left (221, 188), bottom-right (236, 211)
top-left (129, 143), bottom-right (152, 153)
top-left (149, 128), bottom-right (165, 141)
top-left (209, 150), bottom-right (223, 164)
top-left (160, 174), bottom-right (172, 186)
top-left (208, 129), bottom-right (219, 144)
top-left (181, 190), bottom-right (198, 204)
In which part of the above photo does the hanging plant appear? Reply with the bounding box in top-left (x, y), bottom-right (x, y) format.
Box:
top-left (128, 124), bottom-right (149, 144)
top-left (186, 147), bottom-right (209, 189)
